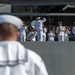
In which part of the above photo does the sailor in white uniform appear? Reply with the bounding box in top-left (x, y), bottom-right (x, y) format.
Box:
top-left (56, 21), bottom-right (65, 42)
top-left (0, 14), bottom-right (48, 75)
top-left (19, 25), bottom-right (26, 42)
top-left (72, 26), bottom-right (75, 37)
top-left (34, 17), bottom-right (46, 41)
top-left (41, 26), bottom-right (47, 41)
top-left (48, 29), bottom-right (55, 42)
top-left (64, 26), bottom-right (70, 41)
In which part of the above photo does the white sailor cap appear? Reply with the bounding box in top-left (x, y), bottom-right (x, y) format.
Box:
top-left (36, 17), bottom-right (41, 20)
top-left (0, 15), bottom-right (23, 29)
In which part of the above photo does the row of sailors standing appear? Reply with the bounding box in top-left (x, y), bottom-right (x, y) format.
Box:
top-left (33, 20), bottom-right (70, 42)
top-left (18, 17), bottom-right (47, 42)
top-left (27, 16), bottom-right (55, 42)
top-left (33, 17), bottom-right (70, 42)
top-left (47, 24), bottom-right (70, 42)
top-left (27, 25), bottom-right (47, 41)
top-left (18, 18), bottom-right (71, 42)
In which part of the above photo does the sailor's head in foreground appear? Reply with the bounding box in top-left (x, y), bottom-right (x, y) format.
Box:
top-left (0, 14), bottom-right (23, 41)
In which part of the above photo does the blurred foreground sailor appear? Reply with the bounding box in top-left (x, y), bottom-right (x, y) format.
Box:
top-left (0, 15), bottom-right (48, 75)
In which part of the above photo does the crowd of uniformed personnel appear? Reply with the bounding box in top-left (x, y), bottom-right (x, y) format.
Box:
top-left (18, 17), bottom-right (75, 42)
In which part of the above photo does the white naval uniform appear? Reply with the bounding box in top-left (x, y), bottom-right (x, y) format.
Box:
top-left (41, 27), bottom-right (47, 41)
top-left (64, 30), bottom-right (70, 41)
top-left (34, 18), bottom-right (46, 42)
top-left (48, 32), bottom-right (55, 42)
top-left (0, 41), bottom-right (48, 75)
top-left (72, 26), bottom-right (75, 37)
top-left (19, 27), bottom-right (26, 42)
top-left (25, 49), bottom-right (48, 75)
top-left (56, 26), bottom-right (65, 42)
